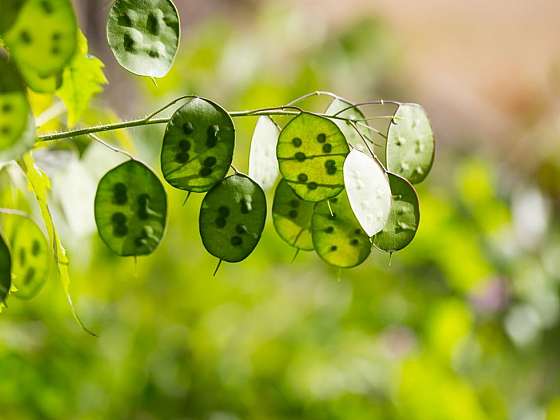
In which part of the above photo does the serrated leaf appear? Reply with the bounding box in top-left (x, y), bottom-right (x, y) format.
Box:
top-left (344, 149), bottom-right (391, 237)
top-left (248, 116), bottom-right (279, 190)
top-left (56, 31), bottom-right (107, 127)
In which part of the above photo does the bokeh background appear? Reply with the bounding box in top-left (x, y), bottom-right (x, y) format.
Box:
top-left (2, 0), bottom-right (560, 418)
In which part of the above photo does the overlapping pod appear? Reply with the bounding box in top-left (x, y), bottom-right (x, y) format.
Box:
top-left (272, 179), bottom-right (314, 251)
top-left (325, 98), bottom-right (370, 154)
top-left (312, 192), bottom-right (371, 268)
top-left (373, 173), bottom-right (420, 252)
top-left (199, 174), bottom-right (266, 263)
top-left (107, 0), bottom-right (180, 78)
top-left (94, 160), bottom-right (167, 257)
top-left (161, 97), bottom-right (235, 192)
top-left (277, 113), bottom-right (349, 202)
top-left (0, 233), bottom-right (11, 303)
top-left (386, 103), bottom-right (434, 184)
top-left (248, 116), bottom-right (279, 191)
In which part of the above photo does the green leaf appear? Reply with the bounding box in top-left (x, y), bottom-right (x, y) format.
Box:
top-left (199, 174), bottom-right (266, 263)
top-left (56, 31), bottom-right (107, 126)
top-left (373, 173), bottom-right (420, 252)
top-left (248, 116), bottom-right (279, 191)
top-left (94, 160), bottom-right (167, 257)
top-left (272, 178), bottom-right (314, 251)
top-left (4, 0), bottom-right (78, 77)
top-left (0, 55), bottom-right (35, 162)
top-left (161, 97), bottom-right (234, 192)
top-left (277, 113), bottom-right (349, 202)
top-left (344, 149), bottom-right (391, 237)
top-left (312, 191), bottom-right (371, 268)
top-left (325, 98), bottom-right (370, 154)
top-left (5, 214), bottom-right (50, 300)
top-left (386, 103), bottom-right (434, 184)
top-left (107, 0), bottom-right (180, 78)
top-left (0, 232), bottom-right (11, 304)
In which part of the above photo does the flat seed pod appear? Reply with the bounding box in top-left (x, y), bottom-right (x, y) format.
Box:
top-left (248, 116), bottom-right (279, 191)
top-left (8, 216), bottom-right (50, 300)
top-left (20, 66), bottom-right (63, 94)
top-left (272, 179), bottom-right (314, 251)
top-left (344, 149), bottom-right (392, 237)
top-left (0, 234), bottom-right (11, 303)
top-left (312, 191), bottom-right (371, 268)
top-left (277, 113), bottom-right (349, 202)
top-left (161, 97), bottom-right (234, 192)
top-left (0, 0), bottom-right (25, 35)
top-left (386, 103), bottom-right (434, 184)
top-left (0, 57), bottom-right (35, 162)
top-left (325, 98), bottom-right (370, 154)
top-left (94, 160), bottom-right (167, 257)
top-left (4, 0), bottom-right (78, 77)
top-left (373, 173), bottom-right (420, 252)
top-left (107, 0), bottom-right (180, 78)
top-left (199, 174), bottom-right (266, 263)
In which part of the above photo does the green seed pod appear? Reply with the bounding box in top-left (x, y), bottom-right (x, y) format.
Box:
top-left (325, 98), bottom-right (369, 154)
top-left (0, 233), bottom-right (11, 303)
top-left (94, 160), bottom-right (167, 257)
top-left (20, 66), bottom-right (63, 94)
top-left (272, 179), bottom-right (314, 251)
top-left (386, 103), bottom-right (434, 184)
top-left (344, 149), bottom-right (391, 237)
top-left (0, 56), bottom-right (35, 162)
top-left (161, 97), bottom-right (235, 192)
top-left (248, 116), bottom-right (279, 191)
top-left (7, 216), bottom-right (50, 300)
top-left (199, 174), bottom-right (266, 263)
top-left (0, 0), bottom-right (25, 35)
top-left (277, 113), bottom-right (349, 202)
top-left (107, 0), bottom-right (180, 78)
top-left (312, 191), bottom-right (371, 268)
top-left (373, 173), bottom-right (420, 252)
top-left (4, 0), bottom-right (78, 77)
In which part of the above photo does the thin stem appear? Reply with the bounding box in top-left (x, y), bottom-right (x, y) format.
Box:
top-left (230, 164), bottom-right (240, 174)
top-left (286, 90), bottom-right (341, 106)
top-left (87, 134), bottom-right (135, 160)
top-left (0, 208), bottom-right (31, 218)
top-left (144, 95), bottom-right (197, 120)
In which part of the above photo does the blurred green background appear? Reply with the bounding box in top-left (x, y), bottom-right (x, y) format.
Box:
top-left (2, 1), bottom-right (560, 419)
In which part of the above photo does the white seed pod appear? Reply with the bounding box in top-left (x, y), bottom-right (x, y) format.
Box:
top-left (248, 116), bottom-right (279, 191)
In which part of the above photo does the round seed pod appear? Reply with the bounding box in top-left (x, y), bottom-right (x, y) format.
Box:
top-left (373, 173), bottom-right (420, 252)
top-left (94, 160), bottom-right (167, 257)
top-left (7, 216), bottom-right (50, 300)
top-left (325, 98), bottom-right (369, 154)
top-left (4, 0), bottom-right (78, 77)
top-left (312, 191), bottom-right (371, 268)
top-left (20, 66), bottom-right (63, 94)
top-left (277, 113), bottom-right (349, 202)
top-left (0, 0), bottom-right (25, 35)
top-left (161, 97), bottom-right (235, 192)
top-left (0, 233), bottom-right (11, 303)
top-left (248, 116), bottom-right (279, 191)
top-left (107, 0), bottom-right (180, 78)
top-left (272, 179), bottom-right (314, 251)
top-left (199, 174), bottom-right (266, 263)
top-left (386, 103), bottom-right (434, 184)
top-left (0, 56), bottom-right (35, 162)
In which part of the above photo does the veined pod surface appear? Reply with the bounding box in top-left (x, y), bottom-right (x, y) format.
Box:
top-left (161, 97), bottom-right (235, 192)
top-left (386, 103), bottom-right (434, 184)
top-left (312, 191), bottom-right (371, 268)
top-left (272, 179), bottom-right (314, 251)
top-left (94, 160), bottom-right (167, 257)
top-left (199, 174), bottom-right (266, 263)
top-left (107, 0), bottom-right (180, 77)
top-left (373, 173), bottom-right (420, 252)
top-left (4, 0), bottom-right (78, 77)
top-left (325, 98), bottom-right (369, 154)
top-left (277, 113), bottom-right (349, 202)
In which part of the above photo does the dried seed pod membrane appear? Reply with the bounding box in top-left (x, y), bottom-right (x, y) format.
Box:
top-left (107, 0), bottom-right (180, 77)
top-left (199, 174), bottom-right (266, 263)
top-left (248, 116), bottom-right (279, 191)
top-left (7, 216), bottom-right (50, 300)
top-left (272, 179), bottom-right (314, 251)
top-left (344, 149), bottom-right (392, 237)
top-left (373, 173), bottom-right (420, 252)
top-left (4, 0), bottom-right (77, 77)
top-left (161, 97), bottom-right (235, 192)
top-left (94, 160), bottom-right (167, 257)
top-left (0, 234), bottom-right (11, 303)
top-left (386, 103), bottom-right (434, 184)
top-left (325, 98), bottom-right (369, 154)
top-left (312, 191), bottom-right (371, 268)
top-left (0, 57), bottom-right (35, 162)
top-left (277, 113), bottom-right (349, 202)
